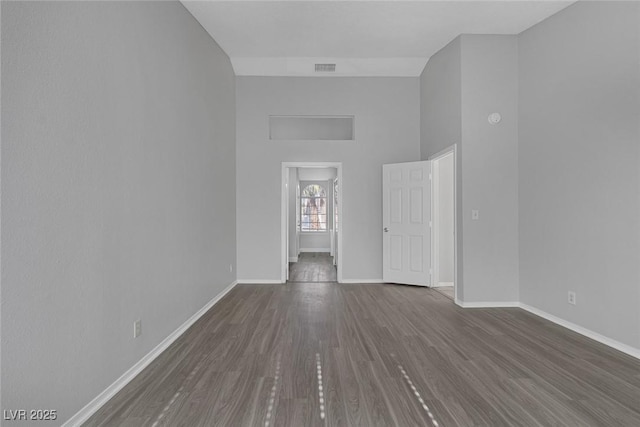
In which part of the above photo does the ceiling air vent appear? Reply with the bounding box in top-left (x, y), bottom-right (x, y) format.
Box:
top-left (315, 63), bottom-right (336, 72)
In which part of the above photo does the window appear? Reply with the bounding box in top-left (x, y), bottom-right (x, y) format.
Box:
top-left (301, 184), bottom-right (327, 232)
top-left (269, 116), bottom-right (354, 140)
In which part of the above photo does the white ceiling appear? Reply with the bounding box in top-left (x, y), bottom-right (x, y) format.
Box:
top-left (182, 1), bottom-right (574, 77)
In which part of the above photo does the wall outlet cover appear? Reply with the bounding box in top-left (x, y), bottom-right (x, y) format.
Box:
top-left (134, 319), bottom-right (142, 338)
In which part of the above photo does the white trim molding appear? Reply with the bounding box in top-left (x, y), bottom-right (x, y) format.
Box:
top-left (62, 280), bottom-right (239, 427)
top-left (428, 144), bottom-right (458, 302)
top-left (340, 279), bottom-right (384, 284)
top-left (455, 300), bottom-right (520, 308)
top-left (433, 282), bottom-right (454, 287)
top-left (237, 279), bottom-right (283, 284)
top-left (288, 256), bottom-right (298, 263)
top-left (454, 299), bottom-right (640, 361)
top-left (299, 248), bottom-right (331, 253)
top-left (231, 57), bottom-right (429, 77)
top-left (519, 303), bottom-right (640, 360)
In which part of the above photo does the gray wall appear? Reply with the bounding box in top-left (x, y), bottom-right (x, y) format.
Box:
top-left (519, 1), bottom-right (640, 348)
top-left (1, 1), bottom-right (236, 424)
top-left (420, 37), bottom-right (465, 298)
top-left (421, 35), bottom-right (519, 303)
top-left (236, 77), bottom-right (420, 281)
top-left (460, 35), bottom-right (519, 303)
top-left (299, 231), bottom-right (331, 251)
top-left (420, 37), bottom-right (462, 158)
top-left (298, 168), bottom-right (337, 181)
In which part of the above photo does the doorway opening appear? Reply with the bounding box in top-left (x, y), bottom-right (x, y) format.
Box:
top-left (281, 162), bottom-right (343, 283)
top-left (430, 147), bottom-right (457, 300)
top-left (289, 252), bottom-right (336, 282)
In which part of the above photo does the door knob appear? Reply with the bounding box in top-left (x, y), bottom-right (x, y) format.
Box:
top-left (384, 227), bottom-right (389, 232)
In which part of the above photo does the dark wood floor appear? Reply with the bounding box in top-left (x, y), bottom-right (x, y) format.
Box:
top-left (434, 286), bottom-right (454, 300)
top-left (289, 252), bottom-right (337, 282)
top-left (85, 283), bottom-right (640, 426)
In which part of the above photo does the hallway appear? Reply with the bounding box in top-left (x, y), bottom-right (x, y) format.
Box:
top-left (289, 252), bottom-right (337, 283)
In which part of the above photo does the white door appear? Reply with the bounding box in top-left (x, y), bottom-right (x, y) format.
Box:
top-left (285, 172), bottom-right (290, 281)
top-left (383, 161), bottom-right (432, 286)
top-left (295, 181), bottom-right (301, 258)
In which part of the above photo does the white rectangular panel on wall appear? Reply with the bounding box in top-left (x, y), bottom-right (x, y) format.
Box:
top-left (269, 116), bottom-right (354, 140)
top-left (382, 161), bottom-right (432, 286)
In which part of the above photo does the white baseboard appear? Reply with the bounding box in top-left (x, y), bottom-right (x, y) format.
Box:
top-left (519, 303), bottom-right (640, 360)
top-left (237, 279), bottom-right (283, 284)
top-left (455, 300), bottom-right (520, 308)
top-left (433, 282), bottom-right (454, 287)
top-left (62, 280), bottom-right (238, 427)
top-left (454, 299), bottom-right (640, 360)
top-left (340, 279), bottom-right (384, 284)
top-left (299, 248), bottom-right (331, 253)
top-left (288, 256), bottom-right (298, 262)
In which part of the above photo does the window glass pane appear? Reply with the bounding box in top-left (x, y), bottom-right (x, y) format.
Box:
top-left (301, 184), bottom-right (327, 232)
top-left (269, 116), bottom-right (354, 141)
top-left (302, 184), bottom-right (326, 198)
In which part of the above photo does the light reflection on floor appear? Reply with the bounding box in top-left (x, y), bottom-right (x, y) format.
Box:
top-left (262, 351), bottom-right (441, 426)
top-left (316, 353), bottom-right (326, 421)
top-left (264, 353), bottom-right (282, 427)
top-left (398, 364), bottom-right (440, 427)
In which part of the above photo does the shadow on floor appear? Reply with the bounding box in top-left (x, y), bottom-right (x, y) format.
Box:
top-left (434, 285), bottom-right (454, 300)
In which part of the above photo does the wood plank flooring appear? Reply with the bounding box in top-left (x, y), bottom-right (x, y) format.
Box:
top-left (84, 283), bottom-right (640, 426)
top-left (434, 286), bottom-right (454, 300)
top-left (288, 252), bottom-right (337, 282)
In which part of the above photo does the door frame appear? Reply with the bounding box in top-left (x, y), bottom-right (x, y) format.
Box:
top-left (429, 145), bottom-right (458, 302)
top-left (281, 162), bottom-right (343, 283)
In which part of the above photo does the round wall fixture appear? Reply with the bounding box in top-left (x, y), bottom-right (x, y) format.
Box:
top-left (488, 113), bottom-right (502, 125)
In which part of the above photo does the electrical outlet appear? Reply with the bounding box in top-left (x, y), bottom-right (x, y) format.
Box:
top-left (134, 319), bottom-right (142, 338)
top-left (471, 210), bottom-right (479, 220)
top-left (568, 291), bottom-right (576, 305)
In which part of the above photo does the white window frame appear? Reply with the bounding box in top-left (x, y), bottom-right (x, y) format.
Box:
top-left (300, 182), bottom-right (328, 233)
